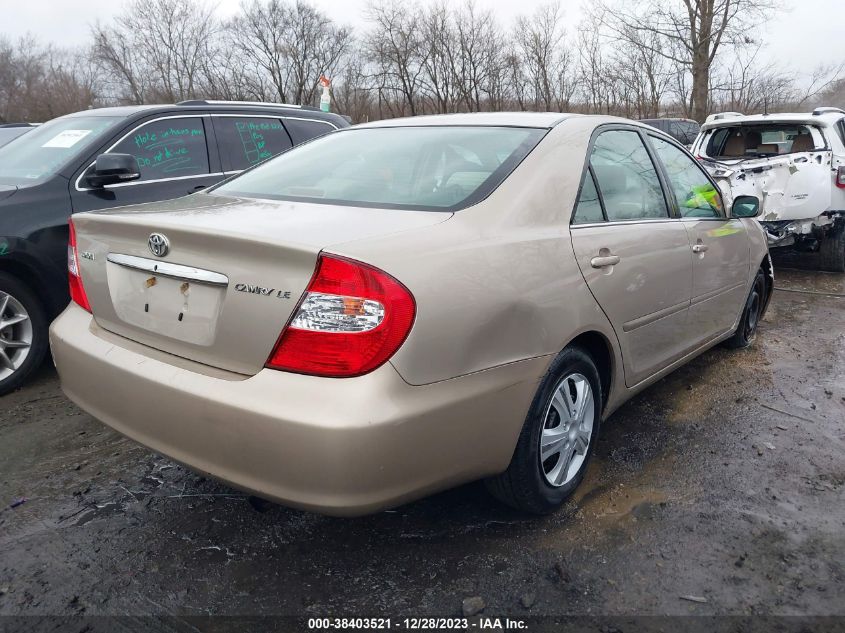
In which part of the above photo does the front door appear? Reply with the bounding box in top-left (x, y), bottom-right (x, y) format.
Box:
top-left (647, 135), bottom-right (749, 342)
top-left (70, 115), bottom-right (222, 214)
top-left (569, 128), bottom-right (694, 387)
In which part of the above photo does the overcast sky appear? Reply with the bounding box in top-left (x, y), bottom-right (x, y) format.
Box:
top-left (1, 0), bottom-right (843, 82)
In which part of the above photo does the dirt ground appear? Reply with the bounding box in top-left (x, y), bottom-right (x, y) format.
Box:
top-left (0, 259), bottom-right (843, 624)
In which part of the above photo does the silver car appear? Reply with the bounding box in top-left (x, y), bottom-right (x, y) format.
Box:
top-left (49, 113), bottom-right (772, 516)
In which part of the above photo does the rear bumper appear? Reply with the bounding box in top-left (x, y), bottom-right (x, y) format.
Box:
top-left (50, 303), bottom-right (545, 516)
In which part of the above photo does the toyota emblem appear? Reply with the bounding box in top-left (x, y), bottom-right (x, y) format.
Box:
top-left (148, 233), bottom-right (170, 257)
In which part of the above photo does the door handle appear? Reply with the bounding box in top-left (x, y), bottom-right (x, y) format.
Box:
top-left (590, 255), bottom-right (621, 268)
top-left (692, 244), bottom-right (709, 253)
top-left (189, 185), bottom-right (207, 193)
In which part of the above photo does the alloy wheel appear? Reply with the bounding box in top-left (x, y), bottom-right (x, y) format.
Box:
top-left (539, 372), bottom-right (595, 487)
top-left (0, 291), bottom-right (33, 382)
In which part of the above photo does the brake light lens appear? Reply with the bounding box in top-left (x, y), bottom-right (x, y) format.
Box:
top-left (837, 166), bottom-right (845, 189)
top-left (67, 218), bottom-right (91, 312)
top-left (266, 254), bottom-right (415, 377)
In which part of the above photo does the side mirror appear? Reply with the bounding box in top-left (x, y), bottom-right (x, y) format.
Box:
top-left (86, 153), bottom-right (140, 188)
top-left (732, 195), bottom-right (760, 218)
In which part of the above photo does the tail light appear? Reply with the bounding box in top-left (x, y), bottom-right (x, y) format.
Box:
top-left (67, 218), bottom-right (91, 312)
top-left (266, 254), bottom-right (415, 377)
top-left (837, 166), bottom-right (845, 189)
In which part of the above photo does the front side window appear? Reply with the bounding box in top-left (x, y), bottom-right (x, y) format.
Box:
top-left (650, 136), bottom-right (724, 218)
top-left (589, 130), bottom-right (669, 221)
top-left (212, 126), bottom-right (545, 211)
top-left (0, 115), bottom-right (122, 185)
top-left (110, 117), bottom-right (210, 182)
top-left (213, 117), bottom-right (292, 172)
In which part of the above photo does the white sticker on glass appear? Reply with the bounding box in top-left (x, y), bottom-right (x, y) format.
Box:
top-left (42, 129), bottom-right (92, 148)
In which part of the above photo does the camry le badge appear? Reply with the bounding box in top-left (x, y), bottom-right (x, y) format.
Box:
top-left (148, 233), bottom-right (170, 258)
top-left (235, 283), bottom-right (292, 299)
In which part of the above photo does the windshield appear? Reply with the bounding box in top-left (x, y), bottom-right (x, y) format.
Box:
top-left (702, 123), bottom-right (825, 160)
top-left (0, 116), bottom-right (122, 185)
top-left (212, 126), bottom-right (546, 211)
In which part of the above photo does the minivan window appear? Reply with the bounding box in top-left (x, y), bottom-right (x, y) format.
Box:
top-left (0, 116), bottom-right (121, 185)
top-left (590, 130), bottom-right (669, 221)
top-left (109, 117), bottom-right (210, 182)
top-left (650, 136), bottom-right (723, 218)
top-left (212, 126), bottom-right (546, 211)
top-left (212, 116), bottom-right (292, 172)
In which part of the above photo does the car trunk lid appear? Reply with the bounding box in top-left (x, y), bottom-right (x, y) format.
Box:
top-left (72, 193), bottom-right (450, 375)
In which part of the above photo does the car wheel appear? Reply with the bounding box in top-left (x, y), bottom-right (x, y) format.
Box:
top-left (0, 273), bottom-right (49, 396)
top-left (819, 227), bottom-right (845, 273)
top-left (486, 346), bottom-right (602, 514)
top-left (724, 270), bottom-right (766, 350)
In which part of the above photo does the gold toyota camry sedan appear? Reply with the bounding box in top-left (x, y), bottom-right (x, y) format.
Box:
top-left (50, 113), bottom-right (772, 516)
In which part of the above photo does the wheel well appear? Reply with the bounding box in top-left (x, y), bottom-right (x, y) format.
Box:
top-left (759, 254), bottom-right (774, 303)
top-left (0, 259), bottom-right (51, 314)
top-left (568, 331), bottom-right (613, 409)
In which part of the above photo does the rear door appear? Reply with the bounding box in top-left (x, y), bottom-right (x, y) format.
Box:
top-left (648, 135), bottom-right (749, 343)
top-left (70, 115), bottom-right (223, 214)
top-left (569, 127), bottom-right (695, 387)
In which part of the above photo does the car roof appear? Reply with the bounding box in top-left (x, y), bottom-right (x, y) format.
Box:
top-left (701, 111), bottom-right (844, 130)
top-left (639, 117), bottom-right (698, 124)
top-left (61, 103), bottom-right (346, 125)
top-left (354, 112), bottom-right (580, 129)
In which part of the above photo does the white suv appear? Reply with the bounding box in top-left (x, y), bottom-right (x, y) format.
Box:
top-left (691, 107), bottom-right (845, 271)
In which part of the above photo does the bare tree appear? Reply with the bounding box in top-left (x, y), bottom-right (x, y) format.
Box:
top-left (0, 36), bottom-right (98, 122)
top-left (230, 0), bottom-right (350, 106)
top-left (596, 0), bottom-right (777, 121)
top-left (419, 2), bottom-right (457, 113)
top-left (513, 3), bottom-right (575, 111)
top-left (365, 1), bottom-right (428, 116)
top-left (92, 0), bottom-right (220, 103)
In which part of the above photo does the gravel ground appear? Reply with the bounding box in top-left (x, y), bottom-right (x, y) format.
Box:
top-left (0, 262), bottom-right (843, 626)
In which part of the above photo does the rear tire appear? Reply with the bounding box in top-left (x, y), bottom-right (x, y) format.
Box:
top-left (819, 227), bottom-right (845, 273)
top-left (486, 346), bottom-right (602, 514)
top-left (0, 273), bottom-right (48, 396)
top-left (725, 270), bottom-right (766, 349)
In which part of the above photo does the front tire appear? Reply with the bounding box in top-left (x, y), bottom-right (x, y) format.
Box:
top-left (725, 270), bottom-right (766, 349)
top-left (0, 273), bottom-right (48, 396)
top-left (486, 346), bottom-right (602, 514)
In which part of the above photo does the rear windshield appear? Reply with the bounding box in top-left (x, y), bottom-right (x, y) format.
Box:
top-left (212, 126), bottom-right (546, 211)
top-left (0, 115), bottom-right (122, 185)
top-left (702, 123), bottom-right (825, 159)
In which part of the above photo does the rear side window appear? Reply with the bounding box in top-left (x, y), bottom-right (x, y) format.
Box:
top-left (590, 130), bottom-right (669, 221)
top-left (836, 120), bottom-right (845, 146)
top-left (284, 118), bottom-right (336, 145)
top-left (110, 117), bottom-right (210, 182)
top-left (572, 170), bottom-right (604, 224)
top-left (650, 136), bottom-right (724, 218)
top-left (212, 116), bottom-right (292, 172)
